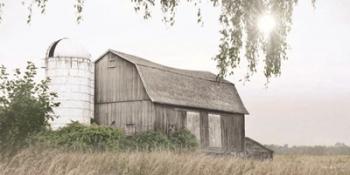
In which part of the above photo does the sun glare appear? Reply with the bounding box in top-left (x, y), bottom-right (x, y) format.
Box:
top-left (258, 14), bottom-right (276, 37)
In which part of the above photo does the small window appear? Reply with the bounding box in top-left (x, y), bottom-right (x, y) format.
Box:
top-left (108, 56), bottom-right (116, 68)
top-left (208, 114), bottom-right (222, 148)
top-left (125, 123), bottom-right (136, 135)
top-left (186, 111), bottom-right (201, 142)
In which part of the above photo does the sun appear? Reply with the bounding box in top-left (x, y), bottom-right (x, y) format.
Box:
top-left (258, 14), bottom-right (276, 37)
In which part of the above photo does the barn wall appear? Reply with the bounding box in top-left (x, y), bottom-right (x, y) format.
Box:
top-left (153, 104), bottom-right (245, 152)
top-left (95, 52), bottom-right (152, 133)
top-left (200, 112), bottom-right (209, 148)
top-left (221, 114), bottom-right (245, 152)
top-left (95, 100), bottom-right (155, 133)
top-left (154, 104), bottom-right (186, 134)
top-left (95, 52), bottom-right (149, 104)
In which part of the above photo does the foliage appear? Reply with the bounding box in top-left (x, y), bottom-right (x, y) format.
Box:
top-left (0, 0), bottom-right (316, 81)
top-left (169, 129), bottom-right (198, 150)
top-left (33, 122), bottom-right (124, 151)
top-left (132, 0), bottom-right (315, 81)
top-left (33, 123), bottom-right (198, 152)
top-left (123, 131), bottom-right (172, 151)
top-left (122, 129), bottom-right (199, 151)
top-left (0, 62), bottom-right (59, 153)
top-left (21, 0), bottom-right (85, 24)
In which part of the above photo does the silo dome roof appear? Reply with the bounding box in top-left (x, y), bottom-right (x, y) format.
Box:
top-left (47, 38), bottom-right (91, 59)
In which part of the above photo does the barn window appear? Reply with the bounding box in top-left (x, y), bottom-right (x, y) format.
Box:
top-left (208, 114), bottom-right (222, 148)
top-left (125, 123), bottom-right (136, 135)
top-left (107, 56), bottom-right (116, 68)
top-left (186, 111), bottom-right (200, 142)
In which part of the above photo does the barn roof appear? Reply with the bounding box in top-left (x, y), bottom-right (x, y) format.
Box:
top-left (106, 49), bottom-right (248, 114)
top-left (245, 137), bottom-right (274, 154)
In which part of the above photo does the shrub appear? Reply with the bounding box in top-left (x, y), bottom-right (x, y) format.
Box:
top-left (124, 131), bottom-right (172, 151)
top-left (33, 123), bottom-right (199, 152)
top-left (0, 62), bottom-right (59, 154)
top-left (33, 122), bottom-right (124, 151)
top-left (169, 129), bottom-right (198, 150)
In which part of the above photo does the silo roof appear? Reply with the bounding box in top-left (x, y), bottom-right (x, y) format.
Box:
top-left (47, 38), bottom-right (91, 59)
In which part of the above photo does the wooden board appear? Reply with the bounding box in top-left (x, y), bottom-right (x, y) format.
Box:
top-left (95, 100), bottom-right (155, 134)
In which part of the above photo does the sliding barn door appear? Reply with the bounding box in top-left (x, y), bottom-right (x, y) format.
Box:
top-left (186, 111), bottom-right (201, 142)
top-left (208, 114), bottom-right (222, 148)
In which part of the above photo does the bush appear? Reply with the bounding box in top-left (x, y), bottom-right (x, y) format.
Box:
top-left (33, 122), bottom-right (124, 151)
top-left (33, 123), bottom-right (198, 152)
top-left (123, 130), bottom-right (199, 151)
top-left (169, 129), bottom-right (199, 150)
top-left (0, 62), bottom-right (58, 153)
top-left (123, 131), bottom-right (172, 151)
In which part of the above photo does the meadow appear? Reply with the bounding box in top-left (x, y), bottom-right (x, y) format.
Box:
top-left (1, 148), bottom-right (350, 175)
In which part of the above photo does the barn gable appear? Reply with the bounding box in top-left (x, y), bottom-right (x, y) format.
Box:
top-left (95, 52), bottom-right (150, 103)
top-left (104, 50), bottom-right (249, 114)
top-left (94, 52), bottom-right (154, 131)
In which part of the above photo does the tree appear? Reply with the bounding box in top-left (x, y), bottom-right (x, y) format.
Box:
top-left (0, 0), bottom-right (315, 81)
top-left (0, 62), bottom-right (59, 152)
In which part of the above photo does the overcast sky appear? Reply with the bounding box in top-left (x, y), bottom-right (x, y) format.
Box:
top-left (0, 0), bottom-right (349, 146)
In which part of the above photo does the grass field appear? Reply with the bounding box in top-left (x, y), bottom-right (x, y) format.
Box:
top-left (1, 149), bottom-right (350, 175)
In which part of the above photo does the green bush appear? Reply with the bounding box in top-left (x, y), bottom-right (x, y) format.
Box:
top-left (34, 122), bottom-right (124, 151)
top-left (123, 131), bottom-right (172, 151)
top-left (0, 62), bottom-right (59, 154)
top-left (169, 129), bottom-right (199, 150)
top-left (33, 123), bottom-right (198, 152)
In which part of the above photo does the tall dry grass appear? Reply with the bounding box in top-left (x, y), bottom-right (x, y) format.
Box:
top-left (1, 148), bottom-right (350, 175)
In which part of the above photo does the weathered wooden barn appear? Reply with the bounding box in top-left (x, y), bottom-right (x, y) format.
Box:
top-left (94, 50), bottom-right (250, 153)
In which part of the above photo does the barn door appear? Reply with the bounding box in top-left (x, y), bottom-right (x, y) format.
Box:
top-left (186, 111), bottom-right (201, 142)
top-left (208, 114), bottom-right (222, 148)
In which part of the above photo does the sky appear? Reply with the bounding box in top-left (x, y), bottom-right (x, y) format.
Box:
top-left (0, 0), bottom-right (349, 146)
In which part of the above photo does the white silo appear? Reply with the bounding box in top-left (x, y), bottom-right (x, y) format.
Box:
top-left (44, 38), bottom-right (94, 129)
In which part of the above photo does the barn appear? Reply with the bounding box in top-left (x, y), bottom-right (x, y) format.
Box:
top-left (94, 50), bottom-right (249, 153)
top-left (44, 38), bottom-right (273, 157)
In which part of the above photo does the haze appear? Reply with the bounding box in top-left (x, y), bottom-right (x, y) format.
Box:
top-left (0, 0), bottom-right (349, 146)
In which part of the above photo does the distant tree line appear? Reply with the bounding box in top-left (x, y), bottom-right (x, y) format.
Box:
top-left (266, 143), bottom-right (350, 155)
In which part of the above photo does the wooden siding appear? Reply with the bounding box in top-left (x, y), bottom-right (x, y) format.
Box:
top-left (233, 114), bottom-right (245, 151)
top-left (153, 104), bottom-right (245, 152)
top-left (154, 104), bottom-right (186, 134)
top-left (95, 100), bottom-right (155, 133)
top-left (221, 114), bottom-right (245, 152)
top-left (199, 112), bottom-right (209, 148)
top-left (245, 137), bottom-right (273, 160)
top-left (95, 53), bottom-right (153, 134)
top-left (95, 53), bottom-right (149, 104)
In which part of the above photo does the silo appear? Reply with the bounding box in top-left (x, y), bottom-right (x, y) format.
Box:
top-left (44, 38), bottom-right (94, 129)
